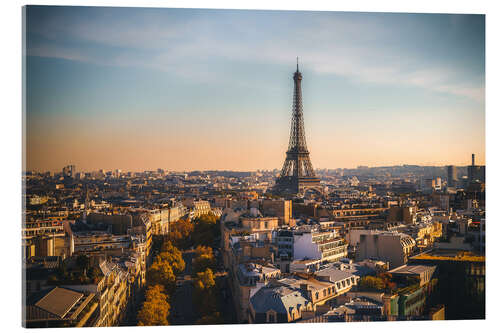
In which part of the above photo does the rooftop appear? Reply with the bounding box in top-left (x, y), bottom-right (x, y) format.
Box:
top-left (291, 258), bottom-right (321, 265)
top-left (315, 268), bottom-right (356, 282)
top-left (389, 264), bottom-right (436, 275)
top-left (34, 287), bottom-right (83, 318)
top-left (238, 263), bottom-right (279, 277)
top-left (250, 283), bottom-right (310, 315)
top-left (411, 250), bottom-right (485, 262)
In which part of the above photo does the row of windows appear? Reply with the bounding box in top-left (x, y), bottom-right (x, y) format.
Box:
top-left (25, 222), bottom-right (62, 228)
top-left (336, 277), bottom-right (356, 290)
top-left (322, 247), bottom-right (348, 258)
top-left (319, 242), bottom-right (346, 251)
top-left (315, 285), bottom-right (336, 300)
top-left (75, 237), bottom-right (129, 243)
top-left (23, 229), bottom-right (64, 237)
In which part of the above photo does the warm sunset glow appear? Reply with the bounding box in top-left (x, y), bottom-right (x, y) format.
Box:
top-left (25, 7), bottom-right (485, 172)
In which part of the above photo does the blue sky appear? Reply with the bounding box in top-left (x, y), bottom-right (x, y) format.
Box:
top-left (25, 6), bottom-right (485, 172)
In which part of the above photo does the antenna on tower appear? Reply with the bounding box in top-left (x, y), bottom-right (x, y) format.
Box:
top-left (296, 57), bottom-right (299, 71)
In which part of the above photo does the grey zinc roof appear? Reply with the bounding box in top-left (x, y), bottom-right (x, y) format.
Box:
top-left (250, 285), bottom-right (309, 315)
top-left (315, 268), bottom-right (356, 282)
top-left (34, 287), bottom-right (83, 318)
top-left (389, 264), bottom-right (436, 275)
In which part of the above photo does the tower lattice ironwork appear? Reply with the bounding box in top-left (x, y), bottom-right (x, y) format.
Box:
top-left (275, 60), bottom-right (321, 194)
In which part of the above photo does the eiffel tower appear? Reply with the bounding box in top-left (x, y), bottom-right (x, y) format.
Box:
top-left (275, 60), bottom-right (321, 195)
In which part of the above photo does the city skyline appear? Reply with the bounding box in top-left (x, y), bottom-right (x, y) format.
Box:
top-left (27, 159), bottom-right (482, 174)
top-left (25, 6), bottom-right (485, 172)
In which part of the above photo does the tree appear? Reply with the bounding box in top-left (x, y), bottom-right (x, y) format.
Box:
top-left (378, 272), bottom-right (396, 291)
top-left (194, 245), bottom-right (213, 258)
top-left (193, 245), bottom-right (215, 274)
top-left (158, 241), bottom-right (185, 275)
top-left (195, 268), bottom-right (216, 289)
top-left (359, 276), bottom-right (385, 291)
top-left (148, 260), bottom-right (176, 294)
top-left (193, 268), bottom-right (217, 317)
top-left (169, 218), bottom-right (194, 249)
top-left (137, 285), bottom-right (170, 326)
top-left (192, 213), bottom-right (219, 247)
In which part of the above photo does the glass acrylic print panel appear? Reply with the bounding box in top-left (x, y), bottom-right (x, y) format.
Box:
top-left (22, 5), bottom-right (485, 328)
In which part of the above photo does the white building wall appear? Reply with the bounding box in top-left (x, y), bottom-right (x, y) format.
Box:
top-left (293, 233), bottom-right (321, 260)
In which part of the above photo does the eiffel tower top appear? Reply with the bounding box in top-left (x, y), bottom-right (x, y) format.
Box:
top-left (294, 57), bottom-right (302, 81)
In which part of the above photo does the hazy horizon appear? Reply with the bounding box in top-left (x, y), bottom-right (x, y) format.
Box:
top-left (25, 6), bottom-right (485, 172)
top-left (26, 161), bottom-right (481, 174)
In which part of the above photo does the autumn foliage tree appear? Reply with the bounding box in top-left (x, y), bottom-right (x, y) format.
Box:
top-left (359, 275), bottom-right (385, 291)
top-left (193, 268), bottom-right (217, 317)
top-left (137, 285), bottom-right (170, 326)
top-left (169, 218), bottom-right (194, 249)
top-left (148, 260), bottom-right (176, 295)
top-left (192, 213), bottom-right (219, 247)
top-left (378, 272), bottom-right (396, 291)
top-left (359, 273), bottom-right (397, 292)
top-left (158, 240), bottom-right (185, 275)
top-left (192, 245), bottom-right (215, 274)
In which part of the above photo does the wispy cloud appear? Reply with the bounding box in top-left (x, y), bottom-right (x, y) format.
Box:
top-left (27, 8), bottom-right (484, 102)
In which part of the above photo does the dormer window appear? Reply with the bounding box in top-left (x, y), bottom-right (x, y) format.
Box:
top-left (267, 310), bottom-right (276, 323)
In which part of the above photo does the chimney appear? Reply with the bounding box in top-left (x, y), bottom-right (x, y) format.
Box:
top-left (250, 207), bottom-right (259, 217)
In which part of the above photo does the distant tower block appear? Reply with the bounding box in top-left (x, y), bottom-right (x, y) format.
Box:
top-left (447, 165), bottom-right (458, 187)
top-left (274, 60), bottom-right (321, 195)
